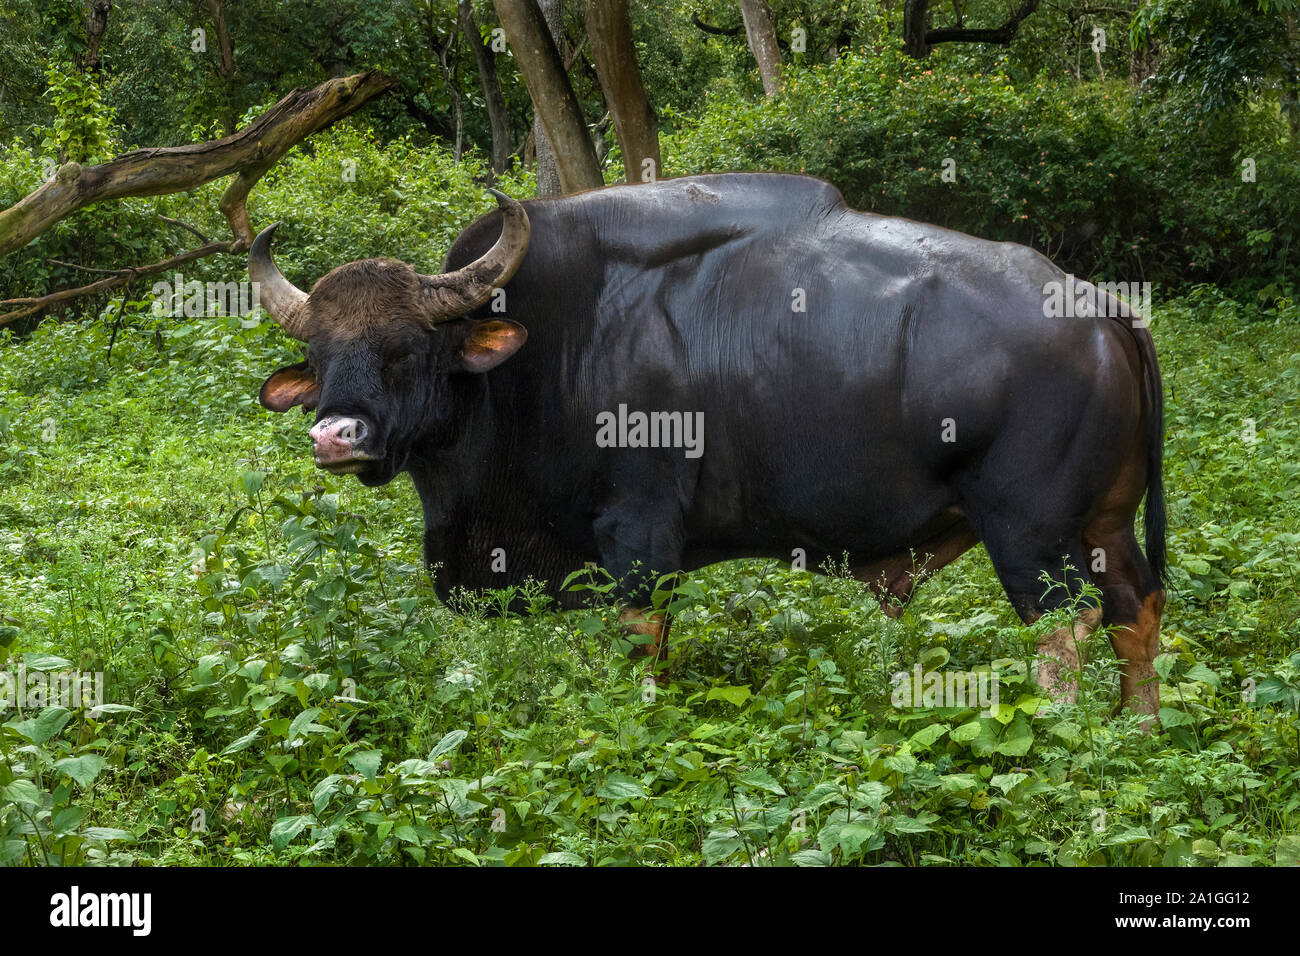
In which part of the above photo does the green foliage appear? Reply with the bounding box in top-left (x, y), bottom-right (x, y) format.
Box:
top-left (36, 62), bottom-right (116, 164)
top-left (667, 45), bottom-right (1299, 287)
top-left (1, 293), bottom-right (1298, 865)
top-left (1131, 0), bottom-right (1300, 113)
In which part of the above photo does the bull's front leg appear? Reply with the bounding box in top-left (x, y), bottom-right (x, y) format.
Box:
top-left (593, 504), bottom-right (685, 668)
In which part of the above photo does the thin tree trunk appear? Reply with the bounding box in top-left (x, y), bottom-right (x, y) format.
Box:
top-left (493, 0), bottom-right (601, 196)
top-left (903, 0), bottom-right (930, 58)
top-left (586, 0), bottom-right (660, 183)
top-left (460, 0), bottom-right (512, 176)
top-left (533, 0), bottom-right (564, 196)
top-left (433, 20), bottom-right (463, 161)
top-left (84, 0), bottom-right (112, 73)
top-left (739, 0), bottom-right (782, 96)
top-left (204, 0), bottom-right (238, 132)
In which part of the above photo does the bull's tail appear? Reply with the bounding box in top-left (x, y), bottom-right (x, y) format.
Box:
top-left (1132, 321), bottom-right (1168, 587)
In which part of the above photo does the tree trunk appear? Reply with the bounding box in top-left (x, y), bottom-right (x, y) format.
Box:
top-left (493, 0), bottom-right (601, 196)
top-left (903, 0), bottom-right (930, 58)
top-left (586, 0), bottom-right (660, 183)
top-left (534, 0), bottom-right (563, 196)
top-left (204, 0), bottom-right (238, 132)
top-left (739, 0), bottom-right (782, 96)
top-left (433, 26), bottom-right (463, 161)
top-left (459, 0), bottom-right (512, 176)
top-left (84, 0), bottom-right (112, 73)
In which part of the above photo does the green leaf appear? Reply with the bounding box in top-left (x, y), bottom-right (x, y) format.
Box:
top-left (989, 772), bottom-right (1028, 794)
top-left (909, 722), bottom-right (950, 750)
top-left (596, 774), bottom-right (645, 802)
top-left (705, 684), bottom-right (752, 708)
top-left (539, 851), bottom-right (586, 866)
top-left (993, 717), bottom-right (1034, 757)
top-left (21, 654), bottom-right (72, 671)
top-left (7, 707), bottom-right (71, 745)
top-left (348, 749), bottom-right (383, 780)
top-left (702, 830), bottom-right (744, 863)
top-left (311, 775), bottom-right (344, 815)
top-left (288, 707), bottom-right (323, 742)
top-left (1153, 653), bottom-right (1178, 681)
top-left (428, 729), bottom-right (468, 761)
top-left (737, 768), bottom-right (785, 795)
top-left (837, 822), bottom-right (880, 855)
top-left (270, 814), bottom-right (314, 850)
top-left (241, 469), bottom-right (266, 498)
top-left (220, 726), bottom-right (263, 756)
top-left (54, 754), bottom-right (107, 788)
top-left (1, 780), bottom-right (42, 806)
top-left (87, 703), bottom-right (138, 714)
top-left (789, 848), bottom-right (829, 867)
top-left (1276, 836), bottom-right (1300, 867)
top-left (1184, 663), bottom-right (1221, 688)
top-left (950, 717), bottom-right (983, 743)
top-left (887, 814), bottom-right (935, 834)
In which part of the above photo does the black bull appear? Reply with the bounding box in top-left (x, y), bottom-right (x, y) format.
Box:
top-left (256, 173), bottom-right (1168, 714)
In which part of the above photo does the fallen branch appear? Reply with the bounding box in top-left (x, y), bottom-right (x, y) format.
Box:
top-left (1, 240), bottom-right (234, 326)
top-left (156, 214), bottom-right (211, 244)
top-left (0, 71), bottom-right (394, 259)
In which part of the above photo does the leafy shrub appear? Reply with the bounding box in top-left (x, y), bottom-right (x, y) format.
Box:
top-left (666, 45), bottom-right (1299, 289)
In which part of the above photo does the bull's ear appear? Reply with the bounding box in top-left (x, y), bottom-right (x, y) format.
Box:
top-left (259, 361), bottom-right (320, 412)
top-left (458, 320), bottom-right (527, 373)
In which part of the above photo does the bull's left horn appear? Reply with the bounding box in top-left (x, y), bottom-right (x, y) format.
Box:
top-left (249, 223), bottom-right (311, 340)
top-left (418, 188), bottom-right (530, 324)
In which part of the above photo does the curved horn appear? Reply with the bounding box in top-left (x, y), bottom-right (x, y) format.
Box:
top-left (249, 223), bottom-right (311, 340)
top-left (419, 188), bottom-right (530, 324)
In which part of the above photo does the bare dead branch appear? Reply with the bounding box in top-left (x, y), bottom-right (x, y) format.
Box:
top-left (156, 214), bottom-right (211, 243)
top-left (690, 12), bottom-right (741, 36)
top-left (1, 240), bottom-right (234, 326)
top-left (926, 0), bottom-right (1041, 46)
top-left (44, 259), bottom-right (124, 275)
top-left (0, 70), bottom-right (393, 259)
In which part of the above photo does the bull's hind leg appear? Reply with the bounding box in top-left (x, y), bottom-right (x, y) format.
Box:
top-left (973, 525), bottom-right (1103, 705)
top-left (1084, 516), bottom-right (1165, 717)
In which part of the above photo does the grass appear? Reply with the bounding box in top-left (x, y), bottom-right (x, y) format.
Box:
top-left (1, 286), bottom-right (1298, 866)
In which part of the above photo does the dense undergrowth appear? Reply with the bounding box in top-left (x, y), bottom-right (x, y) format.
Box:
top-left (0, 287), bottom-right (1297, 866)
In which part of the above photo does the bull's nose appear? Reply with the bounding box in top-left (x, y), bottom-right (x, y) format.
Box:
top-left (309, 416), bottom-right (374, 468)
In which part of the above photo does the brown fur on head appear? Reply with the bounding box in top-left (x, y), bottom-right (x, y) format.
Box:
top-left (305, 258), bottom-right (428, 338)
